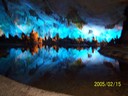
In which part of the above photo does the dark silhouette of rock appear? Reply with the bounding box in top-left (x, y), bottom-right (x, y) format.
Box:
top-left (29, 9), bottom-right (40, 20)
top-left (119, 6), bottom-right (128, 44)
top-left (2, 0), bottom-right (11, 17)
top-left (44, 6), bottom-right (53, 15)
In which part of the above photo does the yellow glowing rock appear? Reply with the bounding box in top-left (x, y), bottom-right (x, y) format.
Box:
top-left (30, 30), bottom-right (39, 42)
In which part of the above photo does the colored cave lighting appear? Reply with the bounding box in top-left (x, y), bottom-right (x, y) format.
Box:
top-left (81, 25), bottom-right (122, 42)
top-left (4, 22), bottom-right (122, 43)
top-left (0, 47), bottom-right (119, 83)
top-left (0, 0), bottom-right (122, 42)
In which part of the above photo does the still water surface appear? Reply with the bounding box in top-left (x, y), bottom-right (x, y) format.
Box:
top-left (0, 47), bottom-right (127, 96)
top-left (0, 47), bottom-right (120, 82)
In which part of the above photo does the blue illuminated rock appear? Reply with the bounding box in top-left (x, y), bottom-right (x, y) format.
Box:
top-left (0, 0), bottom-right (123, 42)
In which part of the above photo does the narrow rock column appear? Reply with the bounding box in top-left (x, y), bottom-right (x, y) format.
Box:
top-left (119, 6), bottom-right (128, 44)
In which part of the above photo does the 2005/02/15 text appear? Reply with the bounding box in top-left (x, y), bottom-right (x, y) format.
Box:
top-left (94, 81), bottom-right (121, 87)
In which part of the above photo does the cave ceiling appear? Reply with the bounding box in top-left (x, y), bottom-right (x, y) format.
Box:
top-left (30, 0), bottom-right (126, 26)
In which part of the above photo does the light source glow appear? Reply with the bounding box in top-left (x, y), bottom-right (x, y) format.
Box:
top-left (0, 0), bottom-right (122, 42)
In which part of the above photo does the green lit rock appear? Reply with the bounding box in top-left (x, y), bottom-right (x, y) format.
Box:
top-left (66, 8), bottom-right (86, 29)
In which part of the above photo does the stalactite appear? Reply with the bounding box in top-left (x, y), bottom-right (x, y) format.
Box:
top-left (2, 0), bottom-right (10, 17)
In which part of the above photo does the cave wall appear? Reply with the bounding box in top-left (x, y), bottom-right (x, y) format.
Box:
top-left (0, 0), bottom-right (124, 42)
top-left (119, 6), bottom-right (128, 44)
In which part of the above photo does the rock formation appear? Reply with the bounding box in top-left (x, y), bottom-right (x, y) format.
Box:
top-left (119, 6), bottom-right (128, 44)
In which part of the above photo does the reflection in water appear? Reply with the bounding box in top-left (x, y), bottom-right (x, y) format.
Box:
top-left (1, 47), bottom-right (128, 96)
top-left (0, 47), bottom-right (120, 84)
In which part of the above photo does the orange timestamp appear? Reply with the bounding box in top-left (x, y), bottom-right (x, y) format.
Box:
top-left (94, 81), bottom-right (121, 87)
